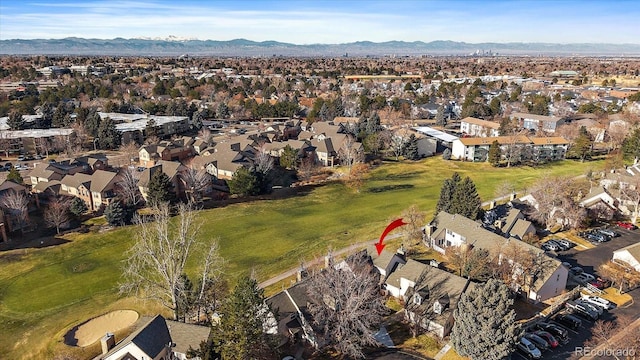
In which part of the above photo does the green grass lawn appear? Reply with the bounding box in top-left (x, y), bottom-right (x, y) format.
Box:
top-left (0, 157), bottom-right (602, 359)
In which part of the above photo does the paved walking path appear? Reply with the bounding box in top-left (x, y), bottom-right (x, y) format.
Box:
top-left (258, 233), bottom-right (404, 289)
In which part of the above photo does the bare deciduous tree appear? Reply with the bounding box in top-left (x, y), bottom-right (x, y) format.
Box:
top-left (253, 145), bottom-right (274, 175)
top-left (445, 245), bottom-right (491, 280)
top-left (526, 175), bottom-right (588, 230)
top-left (620, 176), bottom-right (640, 224)
top-left (115, 167), bottom-right (142, 208)
top-left (197, 127), bottom-right (213, 144)
top-left (388, 128), bottom-right (411, 161)
top-left (34, 137), bottom-right (52, 157)
top-left (119, 142), bottom-right (140, 164)
top-left (344, 163), bottom-right (369, 193)
top-left (599, 260), bottom-right (640, 294)
top-left (585, 316), bottom-right (633, 360)
top-left (0, 190), bottom-right (30, 235)
top-left (193, 241), bottom-right (225, 323)
top-left (306, 252), bottom-right (386, 359)
top-left (120, 202), bottom-right (221, 320)
top-left (297, 156), bottom-right (317, 181)
top-left (182, 166), bottom-right (212, 203)
top-left (338, 134), bottom-right (363, 172)
top-left (401, 205), bottom-right (426, 249)
top-left (44, 196), bottom-right (71, 234)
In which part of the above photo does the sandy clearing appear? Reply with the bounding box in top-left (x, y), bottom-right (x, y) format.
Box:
top-left (64, 310), bottom-right (139, 347)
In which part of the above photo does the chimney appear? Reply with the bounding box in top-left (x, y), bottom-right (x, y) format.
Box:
top-left (425, 224), bottom-right (435, 239)
top-left (510, 192), bottom-right (517, 201)
top-left (489, 200), bottom-right (496, 210)
top-left (101, 333), bottom-right (115, 354)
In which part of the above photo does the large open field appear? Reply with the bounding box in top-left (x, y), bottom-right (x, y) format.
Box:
top-left (0, 157), bottom-right (603, 359)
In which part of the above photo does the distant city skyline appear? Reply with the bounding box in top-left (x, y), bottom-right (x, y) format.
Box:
top-left (1, 0), bottom-right (639, 44)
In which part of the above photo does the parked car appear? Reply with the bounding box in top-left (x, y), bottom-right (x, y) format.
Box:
top-left (536, 322), bottom-right (569, 344)
top-left (556, 238), bottom-right (575, 249)
top-left (616, 221), bottom-right (637, 230)
top-left (17, 155), bottom-right (26, 161)
top-left (575, 273), bottom-right (595, 284)
top-left (570, 266), bottom-right (584, 275)
top-left (534, 330), bottom-right (559, 348)
top-left (581, 295), bottom-right (614, 310)
top-left (34, 154), bottom-right (44, 160)
top-left (541, 242), bottom-right (559, 251)
top-left (575, 298), bottom-right (604, 315)
top-left (553, 313), bottom-right (582, 330)
top-left (517, 337), bottom-right (542, 359)
top-left (597, 228), bottom-right (618, 237)
top-left (566, 300), bottom-right (599, 320)
top-left (589, 277), bottom-right (612, 290)
top-left (585, 232), bottom-right (608, 243)
top-left (524, 333), bottom-right (550, 351)
top-left (4, 162), bottom-right (12, 169)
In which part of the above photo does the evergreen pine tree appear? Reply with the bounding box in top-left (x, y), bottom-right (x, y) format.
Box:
top-left (436, 173), bottom-right (461, 214)
top-left (216, 102), bottom-right (230, 119)
top-left (453, 176), bottom-right (482, 220)
top-left (145, 118), bottom-right (158, 138)
top-left (7, 111), bottom-right (24, 130)
top-left (435, 105), bottom-right (446, 126)
top-left (404, 134), bottom-right (420, 160)
top-left (451, 279), bottom-right (521, 360)
top-left (97, 117), bottom-right (121, 149)
top-left (6, 166), bottom-right (23, 184)
top-left (105, 200), bottom-right (125, 226)
top-left (214, 276), bottom-right (276, 359)
top-left (488, 140), bottom-right (502, 166)
top-left (147, 170), bottom-right (174, 206)
top-left (69, 197), bottom-right (88, 217)
top-left (228, 167), bottom-right (260, 196)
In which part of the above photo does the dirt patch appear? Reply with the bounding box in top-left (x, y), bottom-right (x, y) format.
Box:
top-left (64, 310), bottom-right (139, 347)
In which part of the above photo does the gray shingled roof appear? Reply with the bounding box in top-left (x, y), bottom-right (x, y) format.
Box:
top-left (100, 315), bottom-right (171, 360)
top-left (165, 320), bottom-right (211, 356)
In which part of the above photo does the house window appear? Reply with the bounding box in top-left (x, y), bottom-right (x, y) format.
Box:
top-left (557, 274), bottom-right (560, 281)
top-left (446, 229), bottom-right (453, 236)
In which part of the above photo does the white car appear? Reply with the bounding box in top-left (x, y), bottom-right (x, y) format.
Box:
top-left (575, 298), bottom-right (603, 315)
top-left (518, 337), bottom-right (542, 359)
top-left (582, 295), bottom-right (614, 310)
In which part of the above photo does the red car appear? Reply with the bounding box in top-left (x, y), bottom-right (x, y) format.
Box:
top-left (534, 330), bottom-right (559, 348)
top-left (616, 221), bottom-right (637, 230)
top-left (590, 277), bottom-right (611, 289)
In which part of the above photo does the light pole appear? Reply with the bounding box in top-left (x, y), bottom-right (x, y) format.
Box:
top-left (93, 138), bottom-right (99, 151)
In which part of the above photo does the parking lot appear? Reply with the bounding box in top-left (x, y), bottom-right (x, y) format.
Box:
top-left (514, 226), bottom-right (640, 359)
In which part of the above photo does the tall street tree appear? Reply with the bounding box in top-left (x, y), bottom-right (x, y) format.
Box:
top-left (121, 202), bottom-right (223, 321)
top-left (306, 252), bottom-right (386, 359)
top-left (451, 279), bottom-right (521, 360)
top-left (147, 170), bottom-right (175, 206)
top-left (488, 140), bottom-right (502, 166)
top-left (97, 116), bottom-right (121, 149)
top-left (214, 276), bottom-right (276, 359)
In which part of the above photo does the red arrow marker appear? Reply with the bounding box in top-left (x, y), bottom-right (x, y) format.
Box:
top-left (376, 218), bottom-right (407, 255)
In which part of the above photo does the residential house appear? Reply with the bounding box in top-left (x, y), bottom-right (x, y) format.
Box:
top-left (95, 314), bottom-right (210, 360)
top-left (500, 208), bottom-right (537, 240)
top-left (530, 137), bottom-right (569, 162)
top-left (371, 247), bottom-right (474, 339)
top-left (138, 160), bottom-right (187, 202)
top-left (451, 136), bottom-right (568, 162)
top-left (460, 117), bottom-right (500, 137)
top-left (266, 280), bottom-right (318, 349)
top-left (139, 138), bottom-right (195, 168)
top-left (207, 143), bottom-right (255, 180)
top-left (426, 211), bottom-right (568, 302)
top-left (510, 112), bottom-right (565, 133)
top-left (613, 243), bottom-right (640, 272)
top-left (578, 186), bottom-right (619, 218)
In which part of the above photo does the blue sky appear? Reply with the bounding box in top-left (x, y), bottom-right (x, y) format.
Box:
top-left (0, 0), bottom-right (638, 43)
